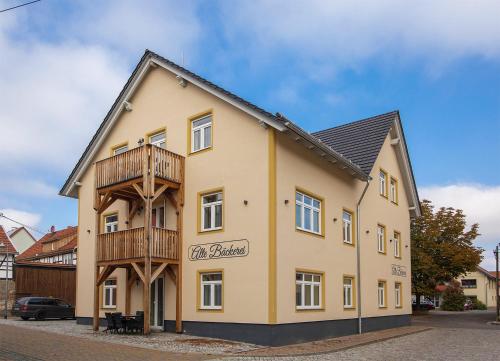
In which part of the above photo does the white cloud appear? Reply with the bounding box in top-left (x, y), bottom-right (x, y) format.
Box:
top-left (0, 178), bottom-right (57, 198)
top-left (220, 1), bottom-right (500, 73)
top-left (0, 208), bottom-right (42, 234)
top-left (419, 183), bottom-right (500, 271)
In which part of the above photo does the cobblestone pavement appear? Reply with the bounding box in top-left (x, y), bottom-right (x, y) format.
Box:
top-left (0, 322), bottom-right (212, 361)
top-left (218, 328), bottom-right (500, 361)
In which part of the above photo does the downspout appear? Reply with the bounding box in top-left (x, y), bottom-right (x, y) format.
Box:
top-left (356, 178), bottom-right (371, 334)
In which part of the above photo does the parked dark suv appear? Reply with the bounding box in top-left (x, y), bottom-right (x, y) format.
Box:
top-left (12, 297), bottom-right (75, 320)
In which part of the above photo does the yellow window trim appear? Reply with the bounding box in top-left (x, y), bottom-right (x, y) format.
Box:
top-left (187, 109), bottom-right (214, 156)
top-left (395, 281), bottom-right (403, 309)
top-left (394, 230), bottom-right (402, 259)
top-left (342, 208), bottom-right (356, 247)
top-left (378, 279), bottom-right (388, 309)
top-left (101, 211), bottom-right (119, 234)
top-left (110, 141), bottom-right (129, 157)
top-left (295, 268), bottom-right (325, 312)
top-left (197, 187), bottom-right (224, 234)
top-left (343, 274), bottom-right (357, 310)
top-left (196, 269), bottom-right (224, 313)
top-left (377, 223), bottom-right (387, 255)
top-left (100, 276), bottom-right (118, 310)
top-left (390, 176), bottom-right (399, 205)
top-left (295, 186), bottom-right (325, 238)
top-left (379, 168), bottom-right (389, 198)
top-left (145, 127), bottom-right (167, 144)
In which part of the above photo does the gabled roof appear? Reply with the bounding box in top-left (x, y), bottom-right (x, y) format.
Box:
top-left (312, 111), bottom-right (396, 175)
top-left (475, 266), bottom-right (495, 280)
top-left (59, 50), bottom-right (368, 198)
top-left (312, 111), bottom-right (420, 216)
top-left (17, 226), bottom-right (77, 261)
top-left (0, 225), bottom-right (17, 254)
top-left (7, 226), bottom-right (37, 243)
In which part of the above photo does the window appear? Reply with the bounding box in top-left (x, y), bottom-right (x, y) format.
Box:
top-left (395, 282), bottom-right (402, 308)
top-left (296, 271), bottom-right (322, 310)
top-left (342, 210), bottom-right (353, 244)
top-left (377, 224), bottom-right (386, 253)
top-left (378, 281), bottom-right (387, 308)
top-left (200, 191), bottom-right (223, 232)
top-left (394, 231), bottom-right (401, 258)
top-left (343, 276), bottom-right (355, 309)
top-left (200, 272), bottom-right (222, 310)
top-left (113, 144), bottom-right (128, 155)
top-left (379, 170), bottom-right (388, 197)
top-left (103, 279), bottom-right (117, 308)
top-left (295, 191), bottom-right (322, 235)
top-left (390, 177), bottom-right (398, 203)
top-left (104, 214), bottom-right (118, 233)
top-left (461, 279), bottom-right (477, 289)
top-left (149, 131), bottom-right (166, 148)
top-left (191, 114), bottom-right (212, 153)
top-left (152, 206), bottom-right (165, 228)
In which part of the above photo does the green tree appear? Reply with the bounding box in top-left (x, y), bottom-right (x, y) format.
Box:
top-left (441, 280), bottom-right (467, 311)
top-left (411, 200), bottom-right (482, 309)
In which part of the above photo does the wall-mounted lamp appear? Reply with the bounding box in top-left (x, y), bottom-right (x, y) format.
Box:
top-left (87, 229), bottom-right (91, 234)
top-left (365, 230), bottom-right (370, 234)
top-left (138, 138), bottom-right (144, 146)
top-left (389, 239), bottom-right (393, 243)
top-left (405, 245), bottom-right (409, 248)
top-left (284, 200), bottom-right (289, 205)
top-left (333, 218), bottom-right (338, 222)
top-left (243, 200), bottom-right (248, 206)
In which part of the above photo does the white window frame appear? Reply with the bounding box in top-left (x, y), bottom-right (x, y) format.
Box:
top-left (379, 170), bottom-right (387, 197)
top-left (200, 272), bottom-right (223, 310)
top-left (377, 225), bottom-right (386, 253)
top-left (149, 130), bottom-right (166, 148)
top-left (113, 144), bottom-right (128, 156)
top-left (296, 272), bottom-right (322, 310)
top-left (342, 210), bottom-right (353, 244)
top-left (343, 277), bottom-right (354, 308)
top-left (395, 282), bottom-right (402, 308)
top-left (394, 232), bottom-right (401, 258)
top-left (295, 191), bottom-right (322, 235)
top-left (104, 214), bottom-right (118, 233)
top-left (103, 279), bottom-right (117, 308)
top-left (191, 115), bottom-right (212, 153)
top-left (200, 191), bottom-right (223, 232)
top-left (390, 177), bottom-right (398, 203)
top-left (378, 281), bottom-right (386, 308)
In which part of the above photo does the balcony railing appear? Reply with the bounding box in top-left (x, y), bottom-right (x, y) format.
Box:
top-left (96, 227), bottom-right (179, 263)
top-left (95, 145), bottom-right (184, 189)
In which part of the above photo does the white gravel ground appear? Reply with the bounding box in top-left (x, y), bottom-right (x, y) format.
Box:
top-left (0, 318), bottom-right (261, 355)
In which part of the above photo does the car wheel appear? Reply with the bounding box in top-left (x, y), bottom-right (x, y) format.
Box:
top-left (21, 316), bottom-right (29, 321)
top-left (35, 312), bottom-right (45, 321)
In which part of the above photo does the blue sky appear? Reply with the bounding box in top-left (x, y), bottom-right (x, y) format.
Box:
top-left (0, 0), bottom-right (499, 267)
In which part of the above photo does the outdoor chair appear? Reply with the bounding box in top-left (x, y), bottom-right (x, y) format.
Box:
top-left (104, 312), bottom-right (117, 334)
top-left (111, 312), bottom-right (125, 334)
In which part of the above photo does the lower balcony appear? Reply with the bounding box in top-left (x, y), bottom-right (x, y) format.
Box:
top-left (96, 227), bottom-right (179, 265)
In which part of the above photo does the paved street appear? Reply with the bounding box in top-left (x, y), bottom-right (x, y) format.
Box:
top-left (2, 311), bottom-right (500, 360)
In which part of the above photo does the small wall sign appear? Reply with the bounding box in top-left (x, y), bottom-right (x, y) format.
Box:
top-left (189, 239), bottom-right (249, 261)
top-left (391, 264), bottom-right (407, 277)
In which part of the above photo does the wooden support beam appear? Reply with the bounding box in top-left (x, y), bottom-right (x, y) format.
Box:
top-left (151, 263), bottom-right (168, 284)
top-left (132, 183), bottom-right (146, 201)
top-left (96, 265), bottom-right (116, 286)
top-left (165, 265), bottom-right (177, 285)
top-left (128, 200), bottom-right (140, 224)
top-left (131, 262), bottom-right (146, 284)
top-left (152, 184), bottom-right (169, 202)
top-left (125, 268), bottom-right (131, 315)
top-left (165, 192), bottom-right (179, 210)
top-left (127, 268), bottom-right (139, 288)
top-left (98, 195), bottom-right (117, 214)
top-left (93, 191), bottom-right (101, 332)
top-left (97, 191), bottom-right (112, 213)
top-left (176, 156), bottom-right (185, 333)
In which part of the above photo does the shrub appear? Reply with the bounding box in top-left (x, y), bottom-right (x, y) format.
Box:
top-left (441, 281), bottom-right (466, 311)
top-left (471, 298), bottom-right (487, 310)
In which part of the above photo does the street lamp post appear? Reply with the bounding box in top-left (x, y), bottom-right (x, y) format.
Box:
top-left (495, 245), bottom-right (500, 322)
top-left (0, 242), bottom-right (9, 319)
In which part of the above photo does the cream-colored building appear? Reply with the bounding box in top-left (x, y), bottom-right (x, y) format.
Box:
top-left (60, 50), bottom-right (420, 345)
top-left (456, 267), bottom-right (497, 308)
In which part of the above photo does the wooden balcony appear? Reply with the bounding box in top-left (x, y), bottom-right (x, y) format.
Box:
top-left (96, 227), bottom-right (179, 265)
top-left (95, 144), bottom-right (184, 190)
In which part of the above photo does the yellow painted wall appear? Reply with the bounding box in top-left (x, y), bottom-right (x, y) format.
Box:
top-left (456, 271), bottom-right (497, 307)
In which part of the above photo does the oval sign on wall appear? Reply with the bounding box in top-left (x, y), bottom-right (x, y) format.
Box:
top-left (188, 239), bottom-right (249, 261)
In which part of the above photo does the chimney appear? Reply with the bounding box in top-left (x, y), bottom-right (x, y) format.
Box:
top-left (50, 225), bottom-right (56, 233)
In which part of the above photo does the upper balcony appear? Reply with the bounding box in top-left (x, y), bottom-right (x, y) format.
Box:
top-left (95, 144), bottom-right (184, 192)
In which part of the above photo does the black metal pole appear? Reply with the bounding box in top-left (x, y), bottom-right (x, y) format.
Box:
top-left (496, 245), bottom-right (499, 322)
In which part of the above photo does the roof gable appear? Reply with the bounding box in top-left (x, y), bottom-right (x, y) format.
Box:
top-left (0, 225), bottom-right (17, 254)
top-left (17, 226), bottom-right (77, 260)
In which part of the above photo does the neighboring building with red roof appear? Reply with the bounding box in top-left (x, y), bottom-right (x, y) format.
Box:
top-left (17, 226), bottom-right (77, 265)
top-left (0, 225), bottom-right (18, 279)
top-left (7, 226), bottom-right (36, 254)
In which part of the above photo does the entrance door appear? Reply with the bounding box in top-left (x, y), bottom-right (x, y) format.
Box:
top-left (150, 276), bottom-right (164, 329)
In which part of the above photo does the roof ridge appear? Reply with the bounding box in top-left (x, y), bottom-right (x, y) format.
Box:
top-left (312, 110), bottom-right (399, 135)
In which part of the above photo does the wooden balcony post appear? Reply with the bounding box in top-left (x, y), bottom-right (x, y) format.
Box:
top-left (93, 175), bottom-right (101, 332)
top-left (143, 145), bottom-right (152, 335)
top-left (176, 156), bottom-right (185, 333)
